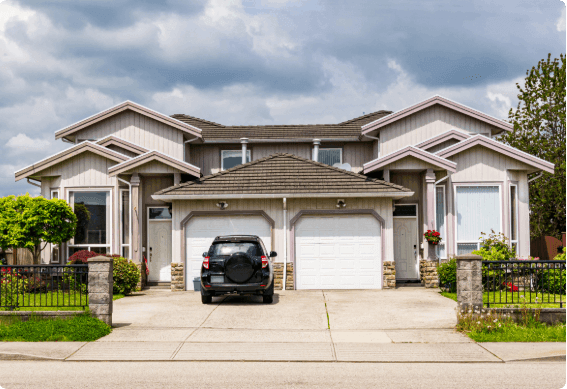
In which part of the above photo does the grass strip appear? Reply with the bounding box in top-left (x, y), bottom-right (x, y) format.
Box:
top-left (468, 323), bottom-right (566, 342)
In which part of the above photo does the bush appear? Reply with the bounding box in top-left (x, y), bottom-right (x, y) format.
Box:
top-left (0, 273), bottom-right (28, 309)
top-left (537, 248), bottom-right (566, 295)
top-left (68, 250), bottom-right (99, 264)
top-left (438, 258), bottom-right (457, 292)
top-left (472, 230), bottom-right (515, 261)
top-left (111, 256), bottom-right (140, 295)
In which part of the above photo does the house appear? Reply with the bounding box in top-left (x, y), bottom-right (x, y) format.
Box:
top-left (15, 96), bottom-right (555, 290)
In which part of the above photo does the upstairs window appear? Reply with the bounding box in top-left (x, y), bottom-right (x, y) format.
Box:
top-left (318, 148), bottom-right (342, 167)
top-left (221, 150), bottom-right (251, 170)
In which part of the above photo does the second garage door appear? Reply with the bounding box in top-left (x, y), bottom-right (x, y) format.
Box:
top-left (185, 215), bottom-right (272, 290)
top-left (295, 214), bottom-right (382, 290)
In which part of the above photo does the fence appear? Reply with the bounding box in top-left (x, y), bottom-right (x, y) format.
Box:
top-left (0, 264), bottom-right (89, 311)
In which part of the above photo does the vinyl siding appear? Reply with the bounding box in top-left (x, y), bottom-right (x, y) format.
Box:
top-left (40, 152), bottom-right (118, 188)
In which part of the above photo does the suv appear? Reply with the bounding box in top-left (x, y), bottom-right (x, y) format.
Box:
top-left (200, 235), bottom-right (276, 304)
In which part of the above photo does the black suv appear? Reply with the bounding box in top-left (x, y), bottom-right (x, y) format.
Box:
top-left (200, 235), bottom-right (276, 304)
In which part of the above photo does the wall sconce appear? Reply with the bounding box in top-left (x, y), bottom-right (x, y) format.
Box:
top-left (216, 201), bottom-right (229, 210)
top-left (336, 199), bottom-right (346, 208)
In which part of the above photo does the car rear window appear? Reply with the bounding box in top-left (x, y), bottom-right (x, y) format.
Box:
top-left (209, 242), bottom-right (263, 257)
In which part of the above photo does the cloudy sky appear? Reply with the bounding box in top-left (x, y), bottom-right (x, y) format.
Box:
top-left (0, 0), bottom-right (564, 196)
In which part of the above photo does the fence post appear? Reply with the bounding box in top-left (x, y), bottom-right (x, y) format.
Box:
top-left (88, 256), bottom-right (113, 326)
top-left (456, 254), bottom-right (483, 311)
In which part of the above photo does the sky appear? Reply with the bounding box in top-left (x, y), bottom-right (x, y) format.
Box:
top-left (0, 0), bottom-right (565, 197)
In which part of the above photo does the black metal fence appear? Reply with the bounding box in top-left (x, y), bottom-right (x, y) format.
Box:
top-left (0, 265), bottom-right (88, 311)
top-left (482, 260), bottom-right (566, 308)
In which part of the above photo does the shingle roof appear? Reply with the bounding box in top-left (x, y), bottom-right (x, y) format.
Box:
top-left (170, 110), bottom-right (393, 141)
top-left (154, 153), bottom-right (411, 197)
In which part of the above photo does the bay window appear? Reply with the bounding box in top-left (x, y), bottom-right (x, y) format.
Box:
top-left (68, 190), bottom-right (111, 256)
top-left (455, 185), bottom-right (501, 255)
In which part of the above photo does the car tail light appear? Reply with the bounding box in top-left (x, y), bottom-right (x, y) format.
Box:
top-left (203, 256), bottom-right (210, 269)
top-left (261, 255), bottom-right (268, 268)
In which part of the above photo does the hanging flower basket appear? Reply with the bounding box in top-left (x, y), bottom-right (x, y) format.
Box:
top-left (424, 230), bottom-right (442, 245)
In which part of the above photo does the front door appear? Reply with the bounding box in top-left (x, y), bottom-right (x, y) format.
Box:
top-left (393, 218), bottom-right (418, 280)
top-left (148, 207), bottom-right (173, 282)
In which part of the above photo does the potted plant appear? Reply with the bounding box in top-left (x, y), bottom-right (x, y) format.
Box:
top-left (424, 229), bottom-right (442, 245)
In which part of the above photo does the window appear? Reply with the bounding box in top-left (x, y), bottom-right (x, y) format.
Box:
top-left (50, 189), bottom-right (60, 263)
top-left (120, 189), bottom-right (130, 259)
top-left (393, 204), bottom-right (417, 217)
top-left (455, 185), bottom-right (501, 255)
top-left (318, 148), bottom-right (342, 166)
top-left (221, 150), bottom-right (251, 170)
top-left (509, 184), bottom-right (518, 253)
top-left (68, 190), bottom-right (111, 257)
top-left (149, 207), bottom-right (172, 220)
top-left (435, 186), bottom-right (446, 259)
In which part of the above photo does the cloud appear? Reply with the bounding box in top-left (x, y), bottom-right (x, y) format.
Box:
top-left (557, 6), bottom-right (566, 32)
top-left (6, 133), bottom-right (51, 154)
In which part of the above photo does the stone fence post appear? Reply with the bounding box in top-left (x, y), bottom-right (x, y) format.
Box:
top-left (456, 254), bottom-right (482, 311)
top-left (88, 256), bottom-right (113, 326)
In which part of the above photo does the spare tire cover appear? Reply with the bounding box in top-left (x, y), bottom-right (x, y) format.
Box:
top-left (225, 252), bottom-right (255, 283)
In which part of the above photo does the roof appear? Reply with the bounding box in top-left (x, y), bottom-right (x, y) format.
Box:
top-left (15, 141), bottom-right (130, 181)
top-left (363, 146), bottom-right (458, 174)
top-left (55, 101), bottom-right (203, 140)
top-left (108, 150), bottom-right (201, 177)
top-left (361, 96), bottom-right (514, 135)
top-left (437, 135), bottom-right (555, 174)
top-left (170, 110), bottom-right (393, 141)
top-left (414, 129), bottom-right (471, 151)
top-left (153, 153), bottom-right (413, 200)
top-left (96, 135), bottom-right (149, 155)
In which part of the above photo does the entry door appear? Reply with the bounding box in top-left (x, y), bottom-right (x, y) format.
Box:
top-left (393, 218), bottom-right (418, 279)
top-left (148, 207), bottom-right (173, 282)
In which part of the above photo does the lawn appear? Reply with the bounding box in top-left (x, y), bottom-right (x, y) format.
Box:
top-left (1, 291), bottom-right (126, 311)
top-left (466, 322), bottom-right (566, 342)
top-left (439, 291), bottom-right (566, 308)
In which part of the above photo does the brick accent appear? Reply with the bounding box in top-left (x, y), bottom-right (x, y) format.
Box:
top-left (88, 256), bottom-right (113, 326)
top-left (171, 262), bottom-right (185, 291)
top-left (273, 263), bottom-right (294, 290)
top-left (383, 261), bottom-right (396, 288)
top-left (420, 259), bottom-right (439, 288)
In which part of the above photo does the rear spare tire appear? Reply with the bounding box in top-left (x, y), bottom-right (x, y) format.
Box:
top-left (225, 252), bottom-right (255, 283)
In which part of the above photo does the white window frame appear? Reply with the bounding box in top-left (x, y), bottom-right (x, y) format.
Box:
top-left (49, 189), bottom-right (60, 263)
top-left (119, 188), bottom-right (130, 259)
top-left (67, 188), bottom-right (113, 258)
top-left (434, 185), bottom-right (447, 259)
top-left (453, 183), bottom-right (503, 255)
top-left (509, 182), bottom-right (519, 252)
top-left (318, 148), bottom-right (343, 166)
top-left (221, 150), bottom-right (251, 171)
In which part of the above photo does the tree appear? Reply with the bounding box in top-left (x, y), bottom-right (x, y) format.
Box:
top-left (499, 53), bottom-right (566, 240)
top-left (0, 194), bottom-right (77, 264)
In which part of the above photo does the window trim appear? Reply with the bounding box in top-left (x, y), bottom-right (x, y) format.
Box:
top-left (49, 189), bottom-right (61, 263)
top-left (119, 188), bottom-right (130, 259)
top-left (221, 149), bottom-right (251, 171)
top-left (318, 148), bottom-right (343, 166)
top-left (434, 185), bottom-right (447, 259)
top-left (509, 182), bottom-right (519, 252)
top-left (453, 183), bottom-right (503, 255)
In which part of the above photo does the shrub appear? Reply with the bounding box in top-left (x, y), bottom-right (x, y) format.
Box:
top-left (111, 256), bottom-right (140, 295)
top-left (438, 258), bottom-right (457, 292)
top-left (0, 273), bottom-right (28, 309)
top-left (68, 250), bottom-right (99, 264)
top-left (472, 230), bottom-right (515, 261)
top-left (537, 248), bottom-right (566, 295)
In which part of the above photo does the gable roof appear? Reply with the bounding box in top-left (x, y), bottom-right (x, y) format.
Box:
top-left (55, 101), bottom-right (203, 140)
top-left (361, 96), bottom-right (514, 135)
top-left (15, 141), bottom-right (130, 182)
top-left (414, 129), bottom-right (471, 151)
top-left (363, 146), bottom-right (457, 174)
top-left (108, 150), bottom-right (201, 177)
top-left (153, 153), bottom-right (413, 200)
top-left (170, 110), bottom-right (393, 141)
top-left (96, 135), bottom-right (149, 155)
top-left (437, 135), bottom-right (555, 174)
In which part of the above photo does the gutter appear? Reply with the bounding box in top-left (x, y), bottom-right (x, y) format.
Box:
top-left (152, 191), bottom-right (414, 201)
top-left (27, 178), bottom-right (41, 188)
top-left (199, 138), bottom-right (363, 144)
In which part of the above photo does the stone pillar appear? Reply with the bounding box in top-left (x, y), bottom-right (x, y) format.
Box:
top-left (425, 169), bottom-right (437, 260)
top-left (383, 261), bottom-right (396, 288)
top-left (88, 256), bottom-right (113, 326)
top-left (456, 255), bottom-right (483, 311)
top-left (171, 262), bottom-right (185, 291)
top-left (420, 259), bottom-right (439, 288)
top-left (273, 263), bottom-right (294, 290)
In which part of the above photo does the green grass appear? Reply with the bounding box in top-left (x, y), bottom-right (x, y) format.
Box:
top-left (1, 291), bottom-right (88, 311)
top-left (113, 294), bottom-right (125, 301)
top-left (439, 291), bottom-right (566, 308)
top-left (467, 322), bottom-right (566, 342)
top-left (0, 313), bottom-right (112, 341)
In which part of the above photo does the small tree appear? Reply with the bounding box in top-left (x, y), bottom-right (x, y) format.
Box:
top-left (0, 194), bottom-right (77, 264)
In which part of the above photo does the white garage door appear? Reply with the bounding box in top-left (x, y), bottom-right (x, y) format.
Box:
top-left (185, 215), bottom-right (272, 290)
top-left (295, 215), bottom-right (382, 290)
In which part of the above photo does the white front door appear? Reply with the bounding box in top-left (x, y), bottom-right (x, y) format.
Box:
top-left (295, 215), bottom-right (382, 290)
top-left (185, 215), bottom-right (272, 290)
top-left (393, 218), bottom-right (418, 279)
top-left (148, 207), bottom-right (173, 282)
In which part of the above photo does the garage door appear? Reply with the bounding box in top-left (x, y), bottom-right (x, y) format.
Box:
top-left (295, 215), bottom-right (381, 290)
top-left (185, 215), bottom-right (272, 290)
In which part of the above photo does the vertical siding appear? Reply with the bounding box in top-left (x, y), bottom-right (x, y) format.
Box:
top-left (41, 152), bottom-right (117, 188)
top-left (343, 143), bottom-right (373, 173)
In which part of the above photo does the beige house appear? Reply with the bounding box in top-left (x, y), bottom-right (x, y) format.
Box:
top-left (15, 96), bottom-right (554, 290)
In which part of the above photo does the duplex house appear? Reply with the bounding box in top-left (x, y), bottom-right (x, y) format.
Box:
top-left (15, 96), bottom-right (554, 291)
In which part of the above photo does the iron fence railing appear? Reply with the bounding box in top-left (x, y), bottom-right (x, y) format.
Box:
top-left (482, 260), bottom-right (566, 308)
top-left (0, 265), bottom-right (88, 311)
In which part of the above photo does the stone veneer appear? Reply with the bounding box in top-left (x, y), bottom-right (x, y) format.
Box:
top-left (88, 256), bottom-right (113, 326)
top-left (171, 262), bottom-right (185, 291)
top-left (420, 259), bottom-right (439, 288)
top-left (456, 254), bottom-right (483, 310)
top-left (383, 261), bottom-right (396, 288)
top-left (273, 263), bottom-right (294, 290)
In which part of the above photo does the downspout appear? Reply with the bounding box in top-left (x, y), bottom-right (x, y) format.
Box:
top-left (283, 197), bottom-right (287, 291)
top-left (27, 178), bottom-right (41, 188)
top-left (435, 173), bottom-right (450, 185)
top-left (117, 177), bottom-right (132, 259)
top-left (528, 172), bottom-right (543, 183)
top-left (183, 136), bottom-right (200, 162)
top-left (241, 138), bottom-right (249, 164)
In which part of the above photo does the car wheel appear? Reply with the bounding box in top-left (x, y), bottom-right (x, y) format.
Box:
top-left (262, 294), bottom-right (273, 304)
top-left (201, 290), bottom-right (212, 304)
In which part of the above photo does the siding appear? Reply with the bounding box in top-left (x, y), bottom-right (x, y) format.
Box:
top-left (380, 105), bottom-right (497, 156)
top-left (76, 110), bottom-right (184, 159)
top-left (40, 152), bottom-right (118, 188)
top-left (124, 160), bottom-right (184, 174)
top-left (425, 139), bottom-right (461, 154)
